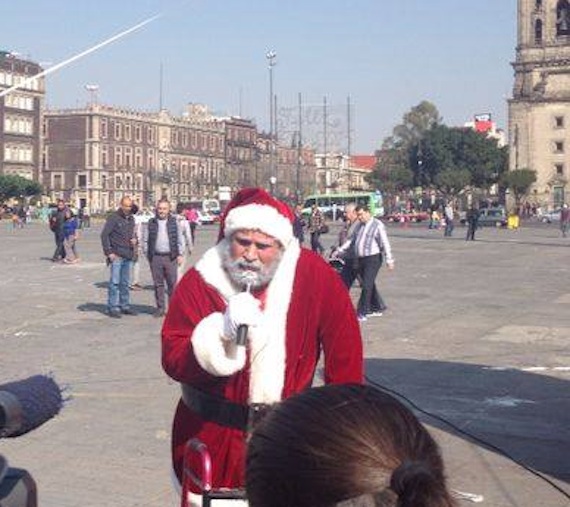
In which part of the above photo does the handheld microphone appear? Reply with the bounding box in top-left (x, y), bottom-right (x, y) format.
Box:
top-left (0, 375), bottom-right (64, 438)
top-left (236, 273), bottom-right (256, 346)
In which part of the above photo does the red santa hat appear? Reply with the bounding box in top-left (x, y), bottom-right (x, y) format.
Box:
top-left (218, 187), bottom-right (294, 246)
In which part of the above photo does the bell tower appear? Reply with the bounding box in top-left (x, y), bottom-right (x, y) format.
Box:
top-left (509, 0), bottom-right (570, 208)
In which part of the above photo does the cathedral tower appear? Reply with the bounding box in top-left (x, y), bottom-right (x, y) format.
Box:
top-left (509, 0), bottom-right (570, 207)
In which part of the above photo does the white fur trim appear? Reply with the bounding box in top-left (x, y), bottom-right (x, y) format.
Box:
top-left (194, 239), bottom-right (301, 404)
top-left (247, 239), bottom-right (300, 404)
top-left (224, 203), bottom-right (293, 246)
top-left (192, 312), bottom-right (247, 377)
top-left (195, 242), bottom-right (240, 302)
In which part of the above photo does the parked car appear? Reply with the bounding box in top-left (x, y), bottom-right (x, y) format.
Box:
top-left (196, 210), bottom-right (215, 225)
top-left (136, 210), bottom-right (155, 223)
top-left (384, 210), bottom-right (429, 223)
top-left (477, 207), bottom-right (507, 227)
top-left (540, 209), bottom-right (561, 223)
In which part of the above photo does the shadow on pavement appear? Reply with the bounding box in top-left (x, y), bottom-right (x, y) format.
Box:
top-left (76, 302), bottom-right (157, 315)
top-left (365, 358), bottom-right (570, 485)
top-left (93, 281), bottom-right (154, 291)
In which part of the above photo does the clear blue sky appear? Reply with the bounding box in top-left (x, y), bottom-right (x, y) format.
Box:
top-left (2, 0), bottom-right (516, 153)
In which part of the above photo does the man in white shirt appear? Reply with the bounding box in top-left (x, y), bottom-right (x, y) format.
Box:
top-left (337, 205), bottom-right (394, 322)
top-left (143, 199), bottom-right (184, 317)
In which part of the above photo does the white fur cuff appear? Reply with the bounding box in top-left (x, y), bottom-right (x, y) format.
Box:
top-left (192, 312), bottom-right (247, 377)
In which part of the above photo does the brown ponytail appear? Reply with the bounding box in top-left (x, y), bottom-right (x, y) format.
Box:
top-left (391, 460), bottom-right (454, 507)
top-left (246, 384), bottom-right (456, 507)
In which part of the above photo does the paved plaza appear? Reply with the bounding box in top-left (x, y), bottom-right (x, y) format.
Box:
top-left (0, 219), bottom-right (569, 507)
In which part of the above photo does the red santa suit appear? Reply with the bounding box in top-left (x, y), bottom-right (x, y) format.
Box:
top-left (161, 188), bottom-right (363, 494)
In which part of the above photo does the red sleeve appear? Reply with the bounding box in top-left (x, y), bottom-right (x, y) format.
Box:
top-left (297, 251), bottom-right (364, 384)
top-left (320, 263), bottom-right (364, 384)
top-left (161, 269), bottom-right (225, 383)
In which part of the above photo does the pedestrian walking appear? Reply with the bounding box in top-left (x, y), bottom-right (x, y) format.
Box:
top-left (560, 203), bottom-right (570, 237)
top-left (49, 199), bottom-right (67, 262)
top-left (336, 205), bottom-right (394, 321)
top-left (62, 208), bottom-right (79, 264)
top-left (444, 202), bottom-right (455, 237)
top-left (184, 206), bottom-right (199, 243)
top-left (143, 199), bottom-right (183, 318)
top-left (100, 196), bottom-right (138, 318)
top-left (292, 204), bottom-right (306, 245)
top-left (308, 204), bottom-right (325, 255)
top-left (466, 206), bottom-right (479, 241)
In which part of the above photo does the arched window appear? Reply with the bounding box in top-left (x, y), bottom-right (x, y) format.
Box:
top-left (536, 0), bottom-right (542, 10)
top-left (535, 18), bottom-right (543, 44)
top-left (557, 0), bottom-right (570, 36)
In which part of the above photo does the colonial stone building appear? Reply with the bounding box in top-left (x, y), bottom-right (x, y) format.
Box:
top-left (186, 105), bottom-right (317, 202)
top-left (44, 105), bottom-right (225, 212)
top-left (0, 51), bottom-right (45, 181)
top-left (44, 100), bottom-right (318, 212)
top-left (509, 0), bottom-right (570, 208)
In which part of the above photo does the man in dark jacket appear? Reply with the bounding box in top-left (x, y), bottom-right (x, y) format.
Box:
top-left (466, 205), bottom-right (480, 241)
top-left (143, 199), bottom-right (183, 318)
top-left (101, 196), bottom-right (137, 318)
top-left (50, 199), bottom-right (67, 262)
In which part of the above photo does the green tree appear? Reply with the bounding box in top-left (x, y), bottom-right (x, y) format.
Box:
top-left (382, 100), bottom-right (441, 150)
top-left (434, 168), bottom-right (472, 197)
top-left (370, 102), bottom-right (441, 204)
top-left (500, 168), bottom-right (537, 208)
top-left (416, 125), bottom-right (508, 190)
top-left (0, 174), bottom-right (42, 203)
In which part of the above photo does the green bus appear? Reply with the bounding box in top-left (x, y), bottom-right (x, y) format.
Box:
top-left (302, 191), bottom-right (384, 220)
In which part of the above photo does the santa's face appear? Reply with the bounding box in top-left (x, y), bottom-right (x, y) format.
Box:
top-left (223, 230), bottom-right (283, 289)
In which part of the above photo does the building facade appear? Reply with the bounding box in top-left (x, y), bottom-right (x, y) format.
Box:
top-left (44, 101), bottom-right (319, 212)
top-left (44, 105), bottom-right (225, 212)
top-left (314, 152), bottom-right (373, 194)
top-left (0, 51), bottom-right (45, 181)
top-left (509, 0), bottom-right (570, 208)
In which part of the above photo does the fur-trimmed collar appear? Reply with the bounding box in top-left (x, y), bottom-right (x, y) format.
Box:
top-left (195, 239), bottom-right (302, 403)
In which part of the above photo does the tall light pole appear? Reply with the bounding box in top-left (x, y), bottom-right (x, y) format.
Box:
top-left (266, 50), bottom-right (277, 188)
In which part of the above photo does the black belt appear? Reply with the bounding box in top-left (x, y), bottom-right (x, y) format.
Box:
top-left (181, 384), bottom-right (272, 432)
top-left (154, 252), bottom-right (171, 256)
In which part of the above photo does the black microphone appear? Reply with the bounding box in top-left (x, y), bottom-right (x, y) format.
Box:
top-left (236, 274), bottom-right (256, 346)
top-left (0, 375), bottom-right (64, 438)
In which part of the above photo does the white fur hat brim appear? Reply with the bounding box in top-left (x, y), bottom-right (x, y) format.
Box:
top-left (224, 203), bottom-right (294, 246)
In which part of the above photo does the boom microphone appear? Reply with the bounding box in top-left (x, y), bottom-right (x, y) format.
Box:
top-left (0, 375), bottom-right (64, 438)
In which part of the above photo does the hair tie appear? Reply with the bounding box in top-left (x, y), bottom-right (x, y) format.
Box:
top-left (390, 460), bottom-right (433, 496)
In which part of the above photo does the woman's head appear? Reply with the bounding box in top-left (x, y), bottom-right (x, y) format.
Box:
top-left (246, 384), bottom-right (455, 507)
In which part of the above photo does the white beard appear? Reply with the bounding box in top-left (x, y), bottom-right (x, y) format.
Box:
top-left (221, 243), bottom-right (282, 290)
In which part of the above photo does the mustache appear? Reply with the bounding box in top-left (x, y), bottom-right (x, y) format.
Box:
top-left (235, 261), bottom-right (262, 272)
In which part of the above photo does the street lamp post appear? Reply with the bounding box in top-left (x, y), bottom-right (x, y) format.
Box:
top-left (269, 176), bottom-right (277, 196)
top-left (266, 50), bottom-right (277, 187)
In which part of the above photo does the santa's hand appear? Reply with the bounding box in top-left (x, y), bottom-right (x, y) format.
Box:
top-left (223, 292), bottom-right (262, 341)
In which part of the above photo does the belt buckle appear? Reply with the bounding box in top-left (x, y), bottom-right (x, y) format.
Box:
top-left (247, 403), bottom-right (271, 433)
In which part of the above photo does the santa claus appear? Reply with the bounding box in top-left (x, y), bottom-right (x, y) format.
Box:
top-left (162, 188), bottom-right (363, 505)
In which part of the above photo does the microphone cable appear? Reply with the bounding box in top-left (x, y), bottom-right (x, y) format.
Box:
top-left (364, 374), bottom-right (570, 501)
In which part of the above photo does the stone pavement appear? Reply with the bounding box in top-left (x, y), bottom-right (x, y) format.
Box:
top-left (0, 219), bottom-right (568, 507)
